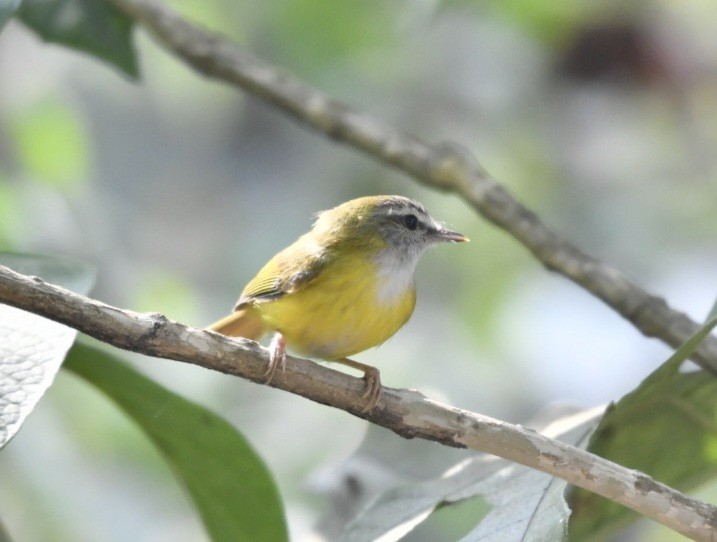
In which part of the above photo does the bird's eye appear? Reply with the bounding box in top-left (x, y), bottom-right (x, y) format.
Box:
top-left (404, 214), bottom-right (418, 231)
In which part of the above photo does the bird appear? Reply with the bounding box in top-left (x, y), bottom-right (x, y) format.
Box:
top-left (208, 195), bottom-right (468, 412)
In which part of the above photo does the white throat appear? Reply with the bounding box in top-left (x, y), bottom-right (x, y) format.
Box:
top-left (373, 247), bottom-right (421, 305)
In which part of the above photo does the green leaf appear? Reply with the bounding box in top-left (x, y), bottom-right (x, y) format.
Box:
top-left (18, 0), bottom-right (138, 78)
top-left (131, 269), bottom-right (198, 322)
top-left (0, 0), bottom-right (21, 33)
top-left (342, 410), bottom-right (600, 542)
top-left (0, 252), bottom-right (96, 449)
top-left (446, 0), bottom-right (588, 45)
top-left (64, 343), bottom-right (288, 542)
top-left (11, 99), bottom-right (89, 190)
top-left (269, 0), bottom-right (395, 77)
top-left (568, 311), bottom-right (717, 541)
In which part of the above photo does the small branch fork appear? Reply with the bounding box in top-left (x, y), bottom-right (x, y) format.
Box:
top-left (106, 0), bottom-right (717, 372)
top-left (1, 265), bottom-right (716, 540)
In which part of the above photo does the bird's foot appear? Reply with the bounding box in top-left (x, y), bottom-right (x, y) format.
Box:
top-left (263, 333), bottom-right (286, 384)
top-left (360, 366), bottom-right (382, 413)
top-left (337, 358), bottom-right (382, 413)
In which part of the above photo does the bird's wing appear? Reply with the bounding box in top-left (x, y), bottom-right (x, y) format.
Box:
top-left (234, 238), bottom-right (326, 309)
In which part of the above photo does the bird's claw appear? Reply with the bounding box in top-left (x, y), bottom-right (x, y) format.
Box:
top-left (263, 333), bottom-right (286, 384)
top-left (360, 367), bottom-right (382, 413)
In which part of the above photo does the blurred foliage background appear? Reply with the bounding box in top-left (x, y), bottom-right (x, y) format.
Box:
top-left (1, 0), bottom-right (717, 540)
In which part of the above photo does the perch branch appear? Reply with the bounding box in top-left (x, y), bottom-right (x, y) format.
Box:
top-left (1, 265), bottom-right (716, 541)
top-left (105, 0), bottom-right (717, 371)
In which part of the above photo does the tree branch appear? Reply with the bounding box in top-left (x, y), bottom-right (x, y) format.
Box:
top-left (1, 265), bottom-right (716, 540)
top-left (104, 0), bottom-right (717, 372)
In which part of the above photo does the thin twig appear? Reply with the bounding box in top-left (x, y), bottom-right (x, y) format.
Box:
top-left (104, 0), bottom-right (717, 371)
top-left (0, 265), bottom-right (715, 540)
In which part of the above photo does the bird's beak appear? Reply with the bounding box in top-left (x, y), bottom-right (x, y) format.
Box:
top-left (431, 227), bottom-right (470, 243)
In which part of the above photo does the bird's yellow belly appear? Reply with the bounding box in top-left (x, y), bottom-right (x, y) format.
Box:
top-left (255, 258), bottom-right (416, 360)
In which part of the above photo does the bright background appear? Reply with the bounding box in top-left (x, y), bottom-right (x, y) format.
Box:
top-left (2, 1), bottom-right (717, 540)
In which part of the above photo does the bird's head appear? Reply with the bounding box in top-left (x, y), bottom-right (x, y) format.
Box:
top-left (312, 195), bottom-right (468, 260)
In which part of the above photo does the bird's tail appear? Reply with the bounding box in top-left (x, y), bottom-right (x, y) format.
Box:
top-left (207, 308), bottom-right (265, 340)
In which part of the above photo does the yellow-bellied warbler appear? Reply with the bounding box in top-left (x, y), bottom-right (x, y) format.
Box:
top-left (208, 195), bottom-right (468, 411)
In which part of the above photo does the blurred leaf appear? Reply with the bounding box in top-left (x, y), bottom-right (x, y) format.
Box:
top-left (0, 252), bottom-right (96, 449)
top-left (11, 99), bottom-right (89, 190)
top-left (0, 515), bottom-right (12, 542)
top-left (569, 310), bottom-right (717, 541)
top-left (310, 422), bottom-right (476, 541)
top-left (0, 0), bottom-right (21, 32)
top-left (64, 343), bottom-right (288, 542)
top-left (269, 0), bottom-right (395, 77)
top-left (169, 0), bottom-right (247, 39)
top-left (18, 0), bottom-right (137, 77)
top-left (445, 0), bottom-right (587, 46)
top-left (342, 410), bottom-right (599, 542)
top-left (131, 269), bottom-right (198, 323)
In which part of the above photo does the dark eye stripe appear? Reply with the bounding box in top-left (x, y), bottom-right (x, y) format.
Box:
top-left (404, 214), bottom-right (418, 230)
